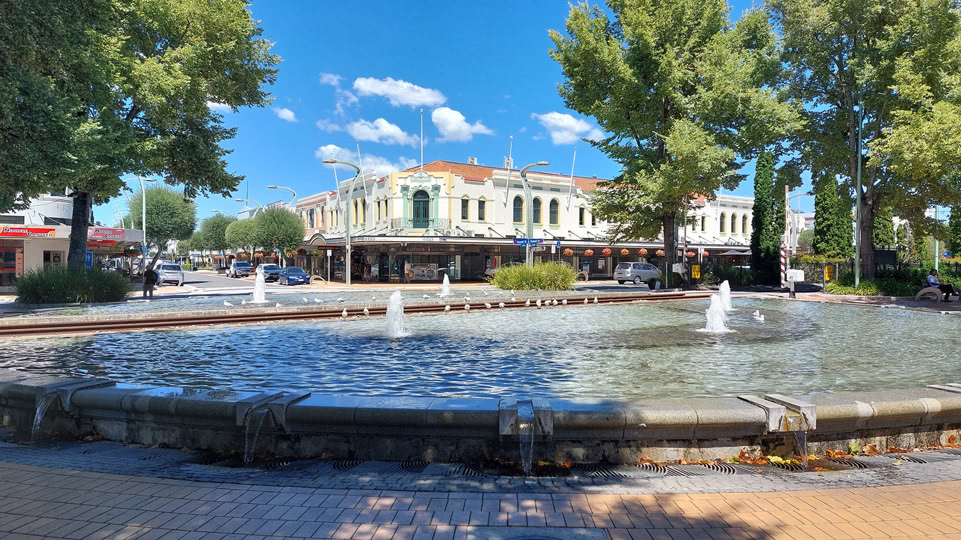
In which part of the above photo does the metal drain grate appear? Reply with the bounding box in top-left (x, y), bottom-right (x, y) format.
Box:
top-left (885, 454), bottom-right (927, 464)
top-left (400, 460), bottom-right (430, 473)
top-left (192, 453), bottom-right (229, 465)
top-left (665, 465), bottom-right (714, 477)
top-left (570, 463), bottom-right (629, 478)
top-left (701, 463), bottom-right (738, 475)
top-left (937, 448), bottom-right (961, 456)
top-left (770, 461), bottom-right (806, 472)
top-left (633, 462), bottom-right (667, 475)
top-left (826, 458), bottom-right (870, 469)
top-left (331, 460), bottom-right (365, 471)
top-left (263, 457), bottom-right (293, 469)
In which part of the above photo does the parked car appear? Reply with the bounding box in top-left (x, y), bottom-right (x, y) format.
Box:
top-left (156, 263), bottom-right (185, 286)
top-left (278, 266), bottom-right (309, 285)
top-left (228, 261), bottom-right (253, 278)
top-left (259, 263), bottom-right (280, 282)
top-left (614, 262), bottom-right (662, 287)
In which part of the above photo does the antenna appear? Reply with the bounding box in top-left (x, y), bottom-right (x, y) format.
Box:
top-left (566, 146), bottom-right (577, 209)
top-left (420, 108), bottom-right (424, 171)
top-left (504, 135), bottom-right (514, 206)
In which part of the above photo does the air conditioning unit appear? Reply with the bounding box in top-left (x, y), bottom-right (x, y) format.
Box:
top-left (467, 156), bottom-right (478, 165)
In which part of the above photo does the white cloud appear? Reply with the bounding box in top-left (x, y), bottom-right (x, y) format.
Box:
top-left (314, 144), bottom-right (417, 177)
top-left (531, 112), bottom-right (603, 144)
top-left (315, 119), bottom-right (343, 132)
top-left (273, 107), bottom-right (298, 123)
top-left (319, 73), bottom-right (342, 86)
top-left (431, 107), bottom-right (493, 143)
top-left (346, 118), bottom-right (418, 146)
top-left (317, 72), bottom-right (358, 115)
top-left (206, 101), bottom-right (231, 112)
top-left (353, 77), bottom-right (447, 107)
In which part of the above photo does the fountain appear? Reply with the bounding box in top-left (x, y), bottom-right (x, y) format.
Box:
top-left (251, 266), bottom-right (268, 304)
top-left (243, 408), bottom-right (270, 464)
top-left (31, 393), bottom-right (60, 441)
top-left (699, 294), bottom-right (732, 333)
top-left (517, 400), bottom-right (535, 475)
top-left (385, 291), bottom-right (409, 339)
top-left (440, 274), bottom-right (451, 297)
top-left (719, 280), bottom-right (733, 311)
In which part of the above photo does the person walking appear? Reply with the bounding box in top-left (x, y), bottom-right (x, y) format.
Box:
top-left (143, 265), bottom-right (158, 298)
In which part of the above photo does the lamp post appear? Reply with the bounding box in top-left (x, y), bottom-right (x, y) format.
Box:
top-left (854, 102), bottom-right (864, 287)
top-left (519, 161), bottom-right (550, 266)
top-left (233, 198), bottom-right (263, 217)
top-left (786, 192), bottom-right (812, 254)
top-left (322, 159), bottom-right (362, 285)
top-left (267, 185), bottom-right (297, 207)
top-left (134, 176), bottom-right (155, 264)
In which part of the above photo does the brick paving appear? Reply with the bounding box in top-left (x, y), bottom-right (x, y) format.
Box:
top-left (3, 460), bottom-right (961, 539)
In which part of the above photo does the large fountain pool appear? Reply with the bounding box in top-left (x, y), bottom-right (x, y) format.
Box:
top-left (4, 298), bottom-right (958, 400)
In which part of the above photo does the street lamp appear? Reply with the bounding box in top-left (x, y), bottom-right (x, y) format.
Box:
top-left (233, 198), bottom-right (263, 217)
top-left (322, 159), bottom-right (362, 285)
top-left (134, 176), bottom-right (155, 262)
top-left (267, 185), bottom-right (297, 207)
top-left (519, 161), bottom-right (550, 266)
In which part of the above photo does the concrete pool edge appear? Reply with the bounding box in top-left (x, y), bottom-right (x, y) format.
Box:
top-left (2, 368), bottom-right (960, 464)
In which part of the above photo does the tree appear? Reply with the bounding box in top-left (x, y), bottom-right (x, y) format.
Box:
top-left (254, 208), bottom-right (305, 265)
top-left (812, 177), bottom-right (853, 259)
top-left (128, 187), bottom-right (197, 267)
top-left (549, 1), bottom-right (801, 286)
top-left (750, 152), bottom-right (781, 284)
top-left (200, 214), bottom-right (237, 254)
top-left (176, 236), bottom-right (193, 256)
top-left (872, 207), bottom-right (895, 248)
top-left (896, 223), bottom-right (910, 262)
top-left (225, 219), bottom-right (257, 259)
top-left (797, 229), bottom-right (814, 253)
top-left (0, 1), bottom-right (280, 271)
top-left (772, 0), bottom-right (961, 279)
top-left (949, 206), bottom-right (961, 256)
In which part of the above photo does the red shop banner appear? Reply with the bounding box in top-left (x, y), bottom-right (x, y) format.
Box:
top-left (88, 227), bottom-right (124, 240)
top-left (0, 226), bottom-right (56, 238)
top-left (87, 239), bottom-right (117, 248)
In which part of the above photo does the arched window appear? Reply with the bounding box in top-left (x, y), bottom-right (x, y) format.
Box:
top-left (730, 213), bottom-right (737, 234)
top-left (720, 212), bottom-right (727, 233)
top-left (533, 198), bottom-right (542, 224)
top-left (549, 199), bottom-right (560, 226)
top-left (353, 200), bottom-right (358, 225)
top-left (700, 216), bottom-right (706, 232)
top-left (513, 196), bottom-right (524, 223)
top-left (742, 215), bottom-right (749, 235)
top-left (579, 207), bottom-right (585, 226)
top-left (412, 190), bottom-right (430, 228)
top-left (461, 197), bottom-right (470, 220)
top-left (477, 198), bottom-right (486, 221)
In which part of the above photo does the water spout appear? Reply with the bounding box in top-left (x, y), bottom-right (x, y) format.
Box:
top-left (385, 291), bottom-right (409, 339)
top-left (440, 274), bottom-right (451, 298)
top-left (699, 294), bottom-right (732, 333)
top-left (243, 408), bottom-right (270, 464)
top-left (31, 393), bottom-right (60, 442)
top-left (719, 280), bottom-right (733, 311)
top-left (517, 401), bottom-right (535, 475)
top-left (251, 266), bottom-right (268, 303)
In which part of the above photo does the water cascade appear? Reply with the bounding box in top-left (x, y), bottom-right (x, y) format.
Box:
top-left (251, 266), bottom-right (268, 304)
top-left (385, 291), bottom-right (409, 339)
top-left (700, 294), bottom-right (732, 333)
top-left (243, 408), bottom-right (270, 464)
top-left (719, 280), bottom-right (733, 311)
top-left (440, 274), bottom-right (451, 297)
top-left (517, 400), bottom-right (535, 475)
top-left (31, 393), bottom-right (60, 441)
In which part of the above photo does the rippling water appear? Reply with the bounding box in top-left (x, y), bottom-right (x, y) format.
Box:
top-left (4, 298), bottom-right (959, 400)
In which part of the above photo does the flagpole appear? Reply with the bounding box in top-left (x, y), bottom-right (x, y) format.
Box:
top-left (420, 108), bottom-right (424, 171)
top-left (504, 135), bottom-right (514, 206)
top-left (566, 146), bottom-right (577, 210)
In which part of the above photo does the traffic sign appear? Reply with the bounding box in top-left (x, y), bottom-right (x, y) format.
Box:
top-left (691, 264), bottom-right (700, 279)
top-left (85, 251), bottom-right (93, 267)
top-left (555, 240), bottom-right (561, 248)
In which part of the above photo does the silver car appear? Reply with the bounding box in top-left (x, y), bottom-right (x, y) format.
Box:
top-left (614, 262), bottom-right (662, 287)
top-left (156, 263), bottom-right (185, 286)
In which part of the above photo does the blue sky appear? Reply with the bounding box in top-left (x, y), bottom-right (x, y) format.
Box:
top-left (99, 0), bottom-right (814, 228)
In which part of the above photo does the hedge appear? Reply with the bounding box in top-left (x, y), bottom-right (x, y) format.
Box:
top-left (16, 266), bottom-right (130, 304)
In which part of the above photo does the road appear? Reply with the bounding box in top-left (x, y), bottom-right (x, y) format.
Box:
top-left (181, 271), bottom-right (250, 289)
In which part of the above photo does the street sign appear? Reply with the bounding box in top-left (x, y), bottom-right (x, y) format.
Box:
top-left (945, 251), bottom-right (952, 258)
top-left (824, 264), bottom-right (834, 282)
top-left (555, 240), bottom-right (561, 248)
top-left (513, 238), bottom-right (528, 246)
top-left (85, 251), bottom-right (93, 267)
top-left (691, 264), bottom-right (700, 279)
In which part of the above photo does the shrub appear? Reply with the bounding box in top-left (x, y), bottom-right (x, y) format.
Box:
top-left (490, 262), bottom-right (578, 290)
top-left (701, 263), bottom-right (752, 288)
top-left (181, 262), bottom-right (192, 271)
top-left (16, 266), bottom-right (130, 304)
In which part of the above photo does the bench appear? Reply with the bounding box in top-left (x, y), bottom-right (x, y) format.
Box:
top-left (916, 279), bottom-right (958, 302)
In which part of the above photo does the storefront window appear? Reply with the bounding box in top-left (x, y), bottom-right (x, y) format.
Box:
top-left (0, 240), bottom-right (23, 287)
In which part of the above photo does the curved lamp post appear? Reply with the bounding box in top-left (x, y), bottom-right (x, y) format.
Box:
top-left (267, 185), bottom-right (297, 207)
top-left (233, 198), bottom-right (263, 217)
top-left (519, 161), bottom-right (550, 266)
top-left (322, 159), bottom-right (362, 286)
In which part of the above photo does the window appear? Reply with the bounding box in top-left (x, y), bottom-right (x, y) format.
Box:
top-left (742, 215), bottom-right (748, 235)
top-left (591, 212), bottom-right (596, 226)
top-left (730, 213), bottom-right (737, 234)
top-left (461, 197), bottom-right (469, 220)
top-left (720, 212), bottom-right (727, 233)
top-left (412, 190), bottom-right (430, 228)
top-left (360, 198), bottom-right (366, 224)
top-left (549, 199), bottom-right (559, 226)
top-left (477, 199), bottom-right (486, 221)
top-left (353, 200), bottom-right (358, 225)
top-left (533, 198), bottom-right (542, 224)
top-left (513, 196), bottom-right (524, 223)
top-left (700, 216), bottom-right (706, 232)
top-left (308, 209), bottom-right (315, 228)
top-left (42, 217), bottom-right (70, 226)
top-left (579, 207), bottom-right (585, 226)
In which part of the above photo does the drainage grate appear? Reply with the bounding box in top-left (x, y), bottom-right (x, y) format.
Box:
top-left (770, 461), bottom-right (806, 472)
top-left (826, 458), bottom-right (870, 469)
top-left (400, 460), bottom-right (430, 473)
top-left (192, 453), bottom-right (228, 465)
top-left (263, 457), bottom-right (293, 470)
top-left (937, 448), bottom-right (961, 456)
top-left (884, 454), bottom-right (927, 464)
top-left (633, 462), bottom-right (667, 475)
top-left (701, 463), bottom-right (738, 475)
top-left (665, 465), bottom-right (714, 477)
top-left (331, 459), bottom-right (365, 472)
top-left (570, 463), bottom-right (629, 478)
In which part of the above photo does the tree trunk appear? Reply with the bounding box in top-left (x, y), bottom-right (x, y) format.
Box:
top-left (662, 213), bottom-right (676, 288)
top-left (67, 191), bottom-right (91, 272)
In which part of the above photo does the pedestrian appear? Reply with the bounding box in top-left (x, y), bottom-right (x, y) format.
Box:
top-left (143, 265), bottom-right (158, 298)
top-left (404, 259), bottom-right (412, 283)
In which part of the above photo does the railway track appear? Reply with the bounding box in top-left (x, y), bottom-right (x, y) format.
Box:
top-left (0, 291), bottom-right (709, 338)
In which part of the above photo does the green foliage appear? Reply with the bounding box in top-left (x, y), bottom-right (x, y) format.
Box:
top-left (254, 208), bottom-right (305, 255)
top-left (700, 264), bottom-right (752, 288)
top-left (949, 206), bottom-right (961, 255)
top-left (490, 262), bottom-right (579, 291)
top-left (813, 177), bottom-right (853, 258)
top-left (872, 207), bottom-right (895, 248)
top-left (225, 219), bottom-right (257, 254)
top-left (128, 186), bottom-right (196, 255)
top-left (175, 237), bottom-right (192, 256)
top-left (181, 262), bottom-right (193, 271)
top-left (797, 229), bottom-right (814, 252)
top-left (550, 0), bottom-right (801, 282)
top-left (200, 214), bottom-right (237, 252)
top-left (16, 266), bottom-right (129, 304)
top-left (750, 152), bottom-right (781, 284)
top-left (825, 266), bottom-right (946, 297)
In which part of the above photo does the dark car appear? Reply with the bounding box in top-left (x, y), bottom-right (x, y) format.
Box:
top-left (279, 266), bottom-right (309, 285)
top-left (260, 263), bottom-right (280, 282)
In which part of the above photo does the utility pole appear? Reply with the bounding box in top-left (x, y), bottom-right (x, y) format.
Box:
top-left (854, 102), bottom-right (864, 287)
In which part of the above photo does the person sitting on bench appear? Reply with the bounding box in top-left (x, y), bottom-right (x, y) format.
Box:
top-left (927, 269), bottom-right (960, 301)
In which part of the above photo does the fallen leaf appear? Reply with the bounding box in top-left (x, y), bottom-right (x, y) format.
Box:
top-left (861, 444), bottom-right (880, 456)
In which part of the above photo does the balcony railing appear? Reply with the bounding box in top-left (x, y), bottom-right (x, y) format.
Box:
top-left (391, 218), bottom-right (451, 231)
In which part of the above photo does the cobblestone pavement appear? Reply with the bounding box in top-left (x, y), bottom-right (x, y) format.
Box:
top-left (4, 440), bottom-right (961, 539)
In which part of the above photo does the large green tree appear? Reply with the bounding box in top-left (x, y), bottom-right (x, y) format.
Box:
top-left (750, 152), bottom-right (781, 284)
top-left (225, 219), bottom-right (257, 258)
top-left (872, 207), bottom-right (895, 248)
top-left (128, 186), bottom-right (196, 267)
top-left (950, 206), bottom-right (961, 256)
top-left (772, 0), bottom-right (961, 279)
top-left (254, 208), bottom-right (305, 265)
top-left (0, 1), bottom-right (279, 271)
top-left (200, 214), bottom-right (237, 254)
top-left (549, 0), bottom-right (801, 285)
top-left (812, 176), bottom-right (853, 258)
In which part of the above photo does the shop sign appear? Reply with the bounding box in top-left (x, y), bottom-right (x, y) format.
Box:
top-left (88, 227), bottom-right (124, 240)
top-left (1, 226), bottom-right (55, 238)
top-left (87, 239), bottom-right (116, 248)
top-left (691, 264), bottom-right (701, 279)
top-left (412, 263), bottom-right (438, 280)
top-left (15, 248), bottom-right (23, 277)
